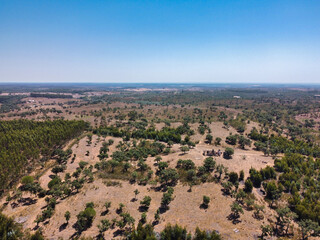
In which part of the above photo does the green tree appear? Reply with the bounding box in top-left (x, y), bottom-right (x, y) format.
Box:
top-left (64, 211), bottom-right (71, 224)
top-left (128, 223), bottom-right (157, 240)
top-left (140, 196), bottom-right (152, 211)
top-left (160, 168), bottom-right (179, 186)
top-left (203, 157), bottom-right (216, 172)
top-left (244, 179), bottom-right (253, 193)
top-left (21, 175), bottom-right (34, 185)
top-left (104, 201), bottom-right (111, 213)
top-left (134, 189), bottom-right (140, 200)
top-left (109, 159), bottom-right (119, 173)
top-left (98, 219), bottom-right (111, 236)
top-left (228, 172), bottom-right (239, 185)
top-left (298, 219), bottom-right (320, 240)
top-left (265, 181), bottom-right (282, 207)
top-left (202, 195), bottom-right (210, 208)
top-left (1, 213), bottom-right (23, 237)
top-left (160, 224), bottom-right (191, 240)
top-left (75, 205), bottom-right (96, 232)
top-left (230, 201), bottom-right (243, 222)
top-left (206, 134), bottom-right (213, 144)
top-left (180, 145), bottom-right (190, 154)
top-left (223, 147), bottom-right (234, 159)
top-left (215, 137), bottom-right (222, 146)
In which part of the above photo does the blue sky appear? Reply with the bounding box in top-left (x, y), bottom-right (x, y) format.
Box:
top-left (0, 0), bottom-right (320, 83)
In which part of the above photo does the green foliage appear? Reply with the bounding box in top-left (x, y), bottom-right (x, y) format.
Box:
top-left (161, 187), bottom-right (174, 209)
top-left (30, 231), bottom-right (45, 240)
top-left (94, 126), bottom-right (192, 144)
top-left (128, 223), bottom-right (222, 240)
top-left (223, 147), bottom-right (234, 159)
top-left (0, 212), bottom-right (23, 240)
top-left (176, 159), bottom-right (195, 170)
top-left (239, 170), bottom-right (244, 181)
top-left (238, 135), bottom-right (251, 149)
top-left (228, 172), bottom-right (238, 185)
top-left (205, 134), bottom-right (213, 144)
top-left (265, 181), bottom-right (282, 202)
top-left (65, 211), bottom-right (71, 223)
top-left (229, 118), bottom-right (246, 133)
top-left (48, 177), bottom-right (61, 189)
top-left (214, 137), bottom-right (222, 146)
top-left (160, 224), bottom-right (191, 240)
top-left (75, 204), bottom-right (96, 232)
top-left (203, 157), bottom-right (216, 172)
top-left (159, 168), bottom-right (179, 186)
top-left (140, 196), bottom-right (152, 210)
top-left (128, 223), bottom-right (157, 240)
top-left (194, 227), bottom-right (221, 240)
top-left (180, 146), bottom-right (190, 154)
top-left (226, 135), bottom-right (238, 145)
top-left (298, 219), bottom-right (320, 240)
top-left (230, 201), bottom-right (244, 221)
top-left (30, 92), bottom-right (73, 98)
top-left (249, 168), bottom-right (263, 188)
top-left (98, 219), bottom-right (111, 234)
top-left (202, 195), bottom-right (210, 207)
top-left (21, 175), bottom-right (34, 185)
top-left (249, 128), bottom-right (320, 157)
top-left (244, 179), bottom-right (253, 193)
top-left (0, 119), bottom-right (87, 194)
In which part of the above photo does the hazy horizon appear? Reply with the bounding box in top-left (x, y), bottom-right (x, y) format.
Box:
top-left (1, 0), bottom-right (320, 83)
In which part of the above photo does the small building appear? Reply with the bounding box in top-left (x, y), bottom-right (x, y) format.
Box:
top-left (233, 96), bottom-right (241, 99)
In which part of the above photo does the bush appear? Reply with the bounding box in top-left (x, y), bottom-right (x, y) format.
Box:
top-left (244, 179), bottom-right (253, 193)
top-left (223, 147), bottom-right (234, 159)
top-left (203, 157), bottom-right (216, 172)
top-left (75, 205), bottom-right (96, 232)
top-left (140, 196), bottom-right (152, 210)
top-left (0, 213), bottom-right (23, 239)
top-left (202, 195), bottom-right (210, 207)
top-left (21, 175), bottom-right (34, 185)
top-left (160, 224), bottom-right (191, 240)
top-left (215, 137), bottom-right (222, 146)
top-left (226, 135), bottom-right (238, 145)
top-left (229, 172), bottom-right (239, 185)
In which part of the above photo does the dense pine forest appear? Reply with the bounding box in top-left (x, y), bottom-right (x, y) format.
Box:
top-left (0, 120), bottom-right (88, 194)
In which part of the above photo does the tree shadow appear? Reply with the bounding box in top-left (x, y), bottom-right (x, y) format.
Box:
top-left (138, 206), bottom-right (149, 212)
top-left (152, 220), bottom-right (159, 226)
top-left (18, 197), bottom-right (37, 206)
top-left (199, 203), bottom-right (208, 209)
top-left (113, 229), bottom-right (124, 237)
top-left (100, 210), bottom-right (109, 216)
top-left (70, 231), bottom-right (80, 240)
top-left (49, 174), bottom-right (56, 179)
top-left (227, 214), bottom-right (241, 224)
top-left (59, 222), bottom-right (68, 232)
top-left (33, 225), bottom-right (40, 231)
top-left (159, 206), bottom-right (169, 214)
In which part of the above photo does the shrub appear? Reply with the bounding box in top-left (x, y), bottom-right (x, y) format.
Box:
top-left (223, 147), bottom-right (234, 159)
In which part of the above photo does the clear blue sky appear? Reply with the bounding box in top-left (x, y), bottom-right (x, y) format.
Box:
top-left (1, 0), bottom-right (320, 83)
